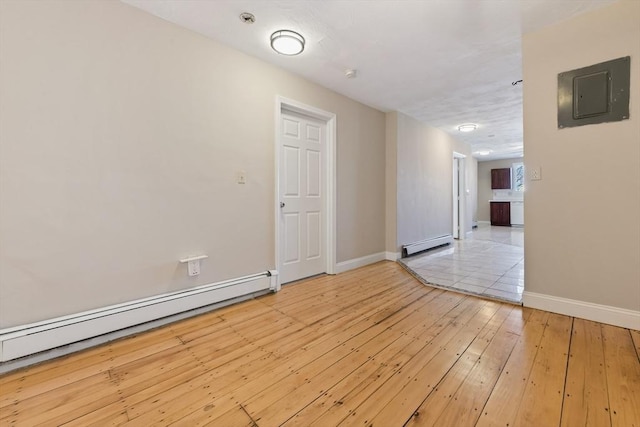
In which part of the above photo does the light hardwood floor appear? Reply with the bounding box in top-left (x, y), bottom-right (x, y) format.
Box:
top-left (1, 261), bottom-right (639, 426)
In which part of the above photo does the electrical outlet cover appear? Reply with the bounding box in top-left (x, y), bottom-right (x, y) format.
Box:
top-left (188, 260), bottom-right (200, 276)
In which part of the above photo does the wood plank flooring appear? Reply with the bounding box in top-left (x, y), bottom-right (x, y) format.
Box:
top-left (0, 261), bottom-right (638, 426)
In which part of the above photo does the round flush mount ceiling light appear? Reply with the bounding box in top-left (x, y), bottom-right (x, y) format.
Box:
top-left (271, 30), bottom-right (305, 56)
top-left (457, 123), bottom-right (478, 132)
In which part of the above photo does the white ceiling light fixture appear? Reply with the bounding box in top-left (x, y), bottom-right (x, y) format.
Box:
top-left (270, 30), bottom-right (305, 56)
top-left (458, 123), bottom-right (478, 132)
top-left (475, 150), bottom-right (492, 156)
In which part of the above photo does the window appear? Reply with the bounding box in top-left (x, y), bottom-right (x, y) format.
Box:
top-left (513, 162), bottom-right (525, 192)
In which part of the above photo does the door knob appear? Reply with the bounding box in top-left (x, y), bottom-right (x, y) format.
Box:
top-left (280, 202), bottom-right (285, 208)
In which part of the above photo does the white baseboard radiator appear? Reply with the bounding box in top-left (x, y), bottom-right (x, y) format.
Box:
top-left (0, 271), bottom-right (277, 362)
top-left (402, 234), bottom-right (453, 257)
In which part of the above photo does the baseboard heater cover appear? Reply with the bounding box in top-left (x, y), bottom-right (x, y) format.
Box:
top-left (403, 235), bottom-right (453, 256)
top-left (0, 271), bottom-right (277, 362)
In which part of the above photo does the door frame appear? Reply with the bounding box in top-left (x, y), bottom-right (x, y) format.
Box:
top-left (274, 96), bottom-right (337, 291)
top-left (452, 152), bottom-right (467, 240)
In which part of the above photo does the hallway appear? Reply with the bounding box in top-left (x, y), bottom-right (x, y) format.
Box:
top-left (399, 224), bottom-right (524, 303)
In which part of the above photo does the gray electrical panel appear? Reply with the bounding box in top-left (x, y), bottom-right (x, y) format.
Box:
top-left (558, 56), bottom-right (630, 128)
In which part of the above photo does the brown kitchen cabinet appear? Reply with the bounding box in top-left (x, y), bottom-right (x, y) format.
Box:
top-left (491, 168), bottom-right (512, 189)
top-left (490, 201), bottom-right (511, 226)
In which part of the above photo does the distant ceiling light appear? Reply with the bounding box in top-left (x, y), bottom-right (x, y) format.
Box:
top-left (239, 12), bottom-right (255, 24)
top-left (476, 150), bottom-right (492, 156)
top-left (458, 124), bottom-right (478, 132)
top-left (270, 30), bottom-right (305, 56)
top-left (345, 69), bottom-right (357, 79)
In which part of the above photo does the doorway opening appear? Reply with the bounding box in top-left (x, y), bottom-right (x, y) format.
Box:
top-left (452, 152), bottom-right (466, 239)
top-left (274, 97), bottom-right (336, 290)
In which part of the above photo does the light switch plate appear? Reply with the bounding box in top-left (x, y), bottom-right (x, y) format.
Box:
top-left (530, 167), bottom-right (542, 181)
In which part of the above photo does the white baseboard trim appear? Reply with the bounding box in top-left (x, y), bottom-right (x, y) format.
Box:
top-left (335, 252), bottom-right (387, 274)
top-left (523, 291), bottom-right (640, 330)
top-left (477, 220), bottom-right (490, 224)
top-left (385, 251), bottom-right (400, 261)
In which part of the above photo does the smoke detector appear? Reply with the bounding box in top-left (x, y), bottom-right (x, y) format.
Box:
top-left (239, 12), bottom-right (255, 24)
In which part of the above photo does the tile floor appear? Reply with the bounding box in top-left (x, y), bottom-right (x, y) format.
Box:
top-left (398, 224), bottom-right (524, 304)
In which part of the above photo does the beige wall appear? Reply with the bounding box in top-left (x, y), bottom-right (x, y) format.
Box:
top-left (477, 157), bottom-right (523, 222)
top-left (523, 0), bottom-right (640, 311)
top-left (393, 112), bottom-right (476, 253)
top-left (0, 0), bottom-right (386, 327)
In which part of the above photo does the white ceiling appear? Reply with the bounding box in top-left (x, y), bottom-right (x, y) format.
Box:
top-left (123, 0), bottom-right (617, 161)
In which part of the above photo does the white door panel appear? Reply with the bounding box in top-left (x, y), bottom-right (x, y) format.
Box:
top-left (280, 111), bottom-right (326, 284)
top-left (306, 211), bottom-right (321, 260)
top-left (306, 123), bottom-right (321, 142)
top-left (283, 118), bottom-right (300, 137)
top-left (283, 146), bottom-right (300, 197)
top-left (306, 150), bottom-right (321, 197)
top-left (283, 213), bottom-right (300, 264)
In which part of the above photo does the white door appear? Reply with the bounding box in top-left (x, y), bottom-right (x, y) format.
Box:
top-left (279, 110), bottom-right (326, 284)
